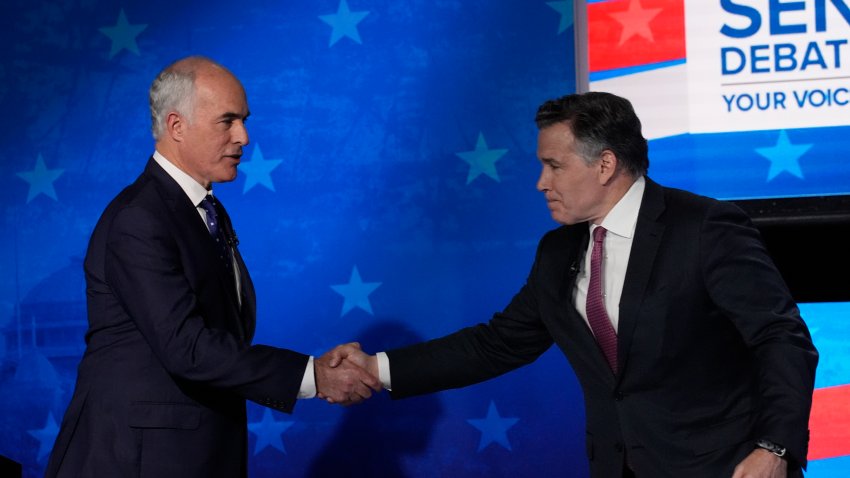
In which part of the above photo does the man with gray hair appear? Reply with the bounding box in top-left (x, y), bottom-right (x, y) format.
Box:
top-left (44, 56), bottom-right (379, 478)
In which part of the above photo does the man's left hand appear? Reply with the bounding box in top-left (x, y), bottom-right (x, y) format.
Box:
top-left (732, 448), bottom-right (787, 478)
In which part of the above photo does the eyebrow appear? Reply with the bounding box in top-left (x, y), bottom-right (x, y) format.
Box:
top-left (218, 111), bottom-right (250, 121)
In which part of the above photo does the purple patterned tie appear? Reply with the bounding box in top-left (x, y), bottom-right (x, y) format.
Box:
top-left (587, 226), bottom-right (618, 373)
top-left (198, 195), bottom-right (233, 273)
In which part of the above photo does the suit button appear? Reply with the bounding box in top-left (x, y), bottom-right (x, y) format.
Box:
top-left (615, 442), bottom-right (624, 452)
top-left (614, 392), bottom-right (625, 401)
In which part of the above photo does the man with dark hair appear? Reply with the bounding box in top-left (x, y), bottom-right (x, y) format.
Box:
top-left (44, 56), bottom-right (380, 478)
top-left (337, 91), bottom-right (818, 477)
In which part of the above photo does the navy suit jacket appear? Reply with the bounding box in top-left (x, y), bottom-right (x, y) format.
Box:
top-left (388, 178), bottom-right (818, 478)
top-left (46, 159), bottom-right (309, 478)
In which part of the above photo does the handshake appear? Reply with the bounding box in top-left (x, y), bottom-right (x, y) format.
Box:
top-left (314, 342), bottom-right (382, 406)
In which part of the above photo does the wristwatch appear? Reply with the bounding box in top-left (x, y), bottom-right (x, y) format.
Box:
top-left (755, 439), bottom-right (787, 458)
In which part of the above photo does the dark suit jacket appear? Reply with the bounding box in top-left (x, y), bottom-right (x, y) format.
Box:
top-left (45, 159), bottom-right (309, 478)
top-left (387, 178), bottom-right (818, 478)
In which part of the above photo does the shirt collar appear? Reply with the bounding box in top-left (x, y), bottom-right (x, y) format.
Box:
top-left (153, 150), bottom-right (212, 206)
top-left (596, 176), bottom-right (645, 239)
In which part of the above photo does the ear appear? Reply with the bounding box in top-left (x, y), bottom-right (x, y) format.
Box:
top-left (597, 150), bottom-right (618, 185)
top-left (165, 111), bottom-right (184, 142)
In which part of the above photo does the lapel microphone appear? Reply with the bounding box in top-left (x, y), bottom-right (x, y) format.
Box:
top-left (225, 230), bottom-right (239, 248)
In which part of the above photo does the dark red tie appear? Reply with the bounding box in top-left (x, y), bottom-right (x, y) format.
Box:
top-left (587, 226), bottom-right (618, 373)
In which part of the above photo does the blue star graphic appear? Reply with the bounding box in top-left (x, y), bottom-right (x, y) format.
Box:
top-left (330, 265), bottom-right (382, 316)
top-left (547, 1), bottom-right (573, 34)
top-left (319, 0), bottom-right (370, 47)
top-left (456, 132), bottom-right (508, 184)
top-left (98, 9), bottom-right (148, 59)
top-left (240, 144), bottom-right (283, 193)
top-left (755, 130), bottom-right (811, 181)
top-left (28, 413), bottom-right (60, 461)
top-left (466, 400), bottom-right (519, 452)
top-left (248, 408), bottom-right (294, 455)
top-left (17, 154), bottom-right (64, 203)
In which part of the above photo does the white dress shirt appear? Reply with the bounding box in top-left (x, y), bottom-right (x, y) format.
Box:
top-left (573, 176), bottom-right (645, 333)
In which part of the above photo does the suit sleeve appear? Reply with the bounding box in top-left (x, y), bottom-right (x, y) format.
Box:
top-left (700, 201), bottom-right (818, 467)
top-left (387, 236), bottom-right (555, 399)
top-left (105, 205), bottom-right (309, 413)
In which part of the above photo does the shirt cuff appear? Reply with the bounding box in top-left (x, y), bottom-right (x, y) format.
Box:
top-left (298, 356), bottom-right (316, 399)
top-left (377, 351), bottom-right (392, 390)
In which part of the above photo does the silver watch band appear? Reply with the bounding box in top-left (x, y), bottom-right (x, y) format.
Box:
top-left (755, 439), bottom-right (787, 458)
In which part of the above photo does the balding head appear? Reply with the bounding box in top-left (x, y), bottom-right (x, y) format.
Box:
top-left (149, 56), bottom-right (250, 188)
top-left (149, 56), bottom-right (240, 140)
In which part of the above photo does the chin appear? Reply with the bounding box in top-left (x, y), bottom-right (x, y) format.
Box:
top-left (223, 169), bottom-right (239, 182)
top-left (550, 213), bottom-right (573, 226)
top-left (215, 174), bottom-right (238, 184)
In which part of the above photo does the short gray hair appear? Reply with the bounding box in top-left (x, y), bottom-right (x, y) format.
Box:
top-left (148, 61), bottom-right (197, 140)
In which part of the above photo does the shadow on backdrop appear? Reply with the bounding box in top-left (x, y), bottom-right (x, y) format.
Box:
top-left (307, 320), bottom-right (443, 478)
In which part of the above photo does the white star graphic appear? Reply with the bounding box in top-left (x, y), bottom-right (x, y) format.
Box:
top-left (28, 413), bottom-right (60, 461)
top-left (319, 0), bottom-right (370, 47)
top-left (755, 130), bottom-right (811, 181)
top-left (456, 132), bottom-right (508, 185)
top-left (608, 0), bottom-right (662, 46)
top-left (330, 265), bottom-right (382, 316)
top-left (240, 144), bottom-right (283, 193)
top-left (547, 1), bottom-right (573, 34)
top-left (248, 408), bottom-right (294, 455)
top-left (466, 401), bottom-right (519, 452)
top-left (17, 154), bottom-right (64, 203)
top-left (98, 9), bottom-right (148, 59)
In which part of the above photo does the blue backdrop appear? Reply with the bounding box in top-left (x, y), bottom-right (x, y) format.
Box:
top-left (2, 1), bottom-right (584, 477)
top-left (2, 1), bottom-right (845, 477)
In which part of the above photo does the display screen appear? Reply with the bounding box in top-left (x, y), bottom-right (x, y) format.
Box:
top-left (801, 301), bottom-right (850, 475)
top-left (576, 0), bottom-right (850, 201)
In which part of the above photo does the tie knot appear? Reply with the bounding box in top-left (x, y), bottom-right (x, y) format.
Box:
top-left (199, 195), bottom-right (217, 214)
top-left (593, 226), bottom-right (607, 243)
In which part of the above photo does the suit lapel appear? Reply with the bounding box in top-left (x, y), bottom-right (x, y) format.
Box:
top-left (144, 159), bottom-right (248, 341)
top-left (555, 225), bottom-right (619, 386)
top-left (557, 225), bottom-right (589, 300)
top-left (617, 178), bottom-right (666, 380)
top-left (233, 248), bottom-right (256, 342)
top-left (211, 195), bottom-right (256, 342)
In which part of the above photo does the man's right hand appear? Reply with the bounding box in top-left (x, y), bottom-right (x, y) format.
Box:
top-left (314, 342), bottom-right (381, 405)
top-left (327, 342), bottom-right (378, 379)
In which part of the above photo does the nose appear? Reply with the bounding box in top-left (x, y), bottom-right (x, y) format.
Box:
top-left (536, 167), bottom-right (549, 192)
top-left (233, 120), bottom-right (249, 146)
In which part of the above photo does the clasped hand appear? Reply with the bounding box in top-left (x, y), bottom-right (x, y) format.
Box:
top-left (315, 342), bottom-right (380, 406)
